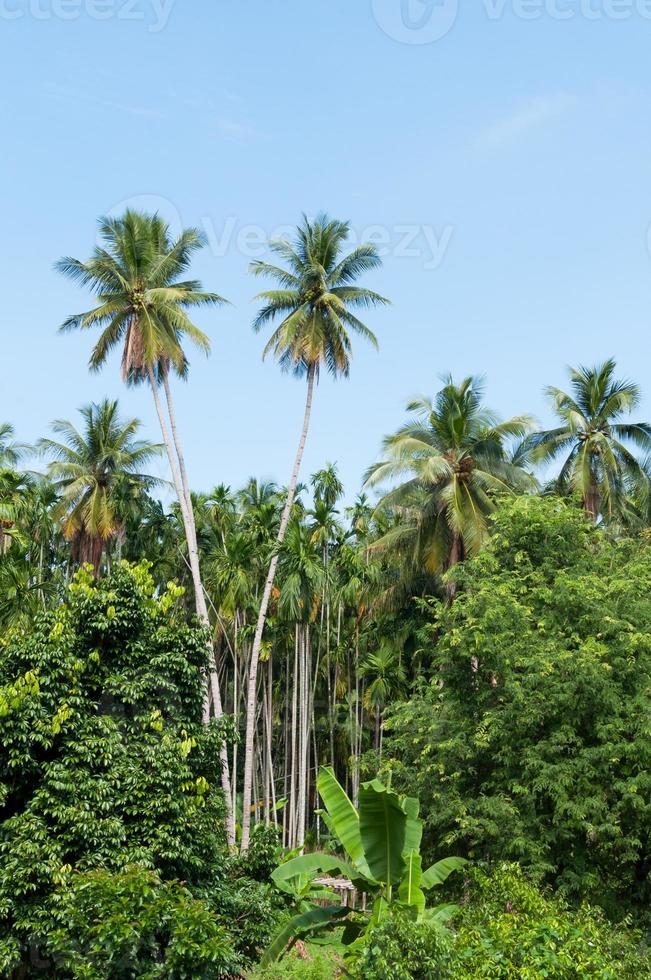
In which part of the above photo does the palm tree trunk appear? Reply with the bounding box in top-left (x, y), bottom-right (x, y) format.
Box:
top-left (161, 371), bottom-right (209, 622)
top-left (583, 470), bottom-right (599, 521)
top-left (147, 366), bottom-right (234, 844)
top-left (444, 532), bottom-right (465, 602)
top-left (240, 365), bottom-right (316, 850)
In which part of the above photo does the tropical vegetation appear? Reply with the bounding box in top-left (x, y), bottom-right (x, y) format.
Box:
top-left (0, 207), bottom-right (650, 976)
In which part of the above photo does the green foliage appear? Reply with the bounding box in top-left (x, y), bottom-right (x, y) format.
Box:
top-left (250, 212), bottom-right (388, 379)
top-left (451, 863), bottom-right (649, 978)
top-left (0, 562), bottom-right (275, 974)
top-left (56, 209), bottom-right (225, 383)
top-left (38, 399), bottom-right (162, 569)
top-left (41, 866), bottom-right (239, 978)
top-left (382, 497), bottom-right (651, 922)
top-left (347, 864), bottom-right (649, 979)
top-left (348, 910), bottom-right (454, 979)
top-left (248, 946), bottom-right (340, 979)
top-left (365, 375), bottom-right (536, 598)
top-left (236, 823), bottom-right (283, 883)
top-left (524, 359), bottom-right (651, 522)
top-left (264, 768), bottom-right (464, 965)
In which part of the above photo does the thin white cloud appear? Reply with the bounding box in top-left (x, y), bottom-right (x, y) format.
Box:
top-left (44, 82), bottom-right (163, 119)
top-left (215, 116), bottom-right (259, 142)
top-left (477, 93), bottom-right (577, 151)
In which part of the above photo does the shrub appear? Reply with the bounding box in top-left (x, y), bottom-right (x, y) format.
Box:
top-left (383, 498), bottom-right (651, 922)
top-left (349, 912), bottom-right (454, 979)
top-left (0, 563), bottom-right (278, 975)
top-left (450, 864), bottom-right (649, 978)
top-left (40, 866), bottom-right (240, 978)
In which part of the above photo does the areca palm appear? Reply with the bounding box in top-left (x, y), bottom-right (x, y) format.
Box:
top-left (524, 359), bottom-right (651, 521)
top-left (360, 642), bottom-right (407, 751)
top-left (38, 400), bottom-right (161, 574)
top-left (240, 213), bottom-right (389, 849)
top-left (366, 376), bottom-right (535, 600)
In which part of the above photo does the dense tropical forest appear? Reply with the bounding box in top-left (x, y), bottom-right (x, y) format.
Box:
top-left (1, 210), bottom-right (650, 978)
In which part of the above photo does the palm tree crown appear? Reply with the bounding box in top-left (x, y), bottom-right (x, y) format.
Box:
top-left (39, 399), bottom-right (161, 571)
top-left (56, 209), bottom-right (225, 383)
top-left (366, 376), bottom-right (535, 595)
top-left (0, 423), bottom-right (26, 470)
top-left (250, 213), bottom-right (389, 378)
top-left (525, 359), bottom-right (651, 520)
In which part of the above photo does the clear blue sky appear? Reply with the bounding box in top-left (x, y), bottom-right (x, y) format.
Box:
top-left (3, 0), bottom-right (651, 500)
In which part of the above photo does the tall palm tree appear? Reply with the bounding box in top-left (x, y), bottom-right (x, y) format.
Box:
top-left (55, 210), bottom-right (225, 617)
top-left (240, 213), bottom-right (389, 849)
top-left (38, 400), bottom-right (162, 574)
top-left (366, 376), bottom-right (535, 601)
top-left (56, 210), bottom-right (235, 839)
top-left (524, 359), bottom-right (651, 521)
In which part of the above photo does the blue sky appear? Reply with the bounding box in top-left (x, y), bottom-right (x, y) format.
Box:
top-left (3, 0), bottom-right (651, 501)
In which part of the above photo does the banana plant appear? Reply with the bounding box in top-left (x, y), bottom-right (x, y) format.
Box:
top-left (262, 767), bottom-right (466, 964)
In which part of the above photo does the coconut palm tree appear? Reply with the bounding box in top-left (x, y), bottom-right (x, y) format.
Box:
top-left (524, 360), bottom-right (651, 521)
top-left (0, 423), bottom-right (26, 470)
top-left (239, 213), bottom-right (389, 849)
top-left (38, 400), bottom-right (162, 574)
top-left (56, 210), bottom-right (236, 839)
top-left (55, 210), bottom-right (225, 618)
top-left (366, 376), bottom-right (535, 601)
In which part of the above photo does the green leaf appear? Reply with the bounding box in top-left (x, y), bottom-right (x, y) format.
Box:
top-left (359, 778), bottom-right (407, 885)
top-left (317, 767), bottom-right (368, 873)
top-left (421, 902), bottom-right (460, 926)
top-left (271, 852), bottom-right (358, 896)
top-left (421, 857), bottom-right (467, 890)
top-left (398, 849), bottom-right (426, 918)
top-left (261, 905), bottom-right (349, 965)
top-left (401, 794), bottom-right (422, 857)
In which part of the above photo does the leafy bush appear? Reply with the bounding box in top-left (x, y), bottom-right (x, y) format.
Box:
top-left (349, 911), bottom-right (454, 979)
top-left (383, 498), bottom-right (651, 922)
top-left (41, 866), bottom-right (240, 978)
top-left (345, 865), bottom-right (648, 979)
top-left (235, 823), bottom-right (283, 883)
top-left (451, 863), bottom-right (649, 978)
top-left (0, 563), bottom-right (278, 975)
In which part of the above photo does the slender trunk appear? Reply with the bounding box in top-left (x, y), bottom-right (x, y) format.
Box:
top-left (444, 532), bottom-right (465, 603)
top-left (266, 653), bottom-right (277, 822)
top-left (282, 651), bottom-right (290, 848)
top-left (297, 626), bottom-right (307, 849)
top-left (583, 468), bottom-right (599, 522)
top-left (232, 616), bottom-right (239, 827)
top-left (288, 626), bottom-right (299, 848)
top-left (148, 367), bottom-right (234, 843)
top-left (240, 366), bottom-right (316, 850)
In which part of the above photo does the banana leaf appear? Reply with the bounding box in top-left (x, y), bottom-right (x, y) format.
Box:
top-left (261, 904), bottom-right (349, 965)
top-left (359, 778), bottom-right (407, 885)
top-left (421, 856), bottom-right (467, 889)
